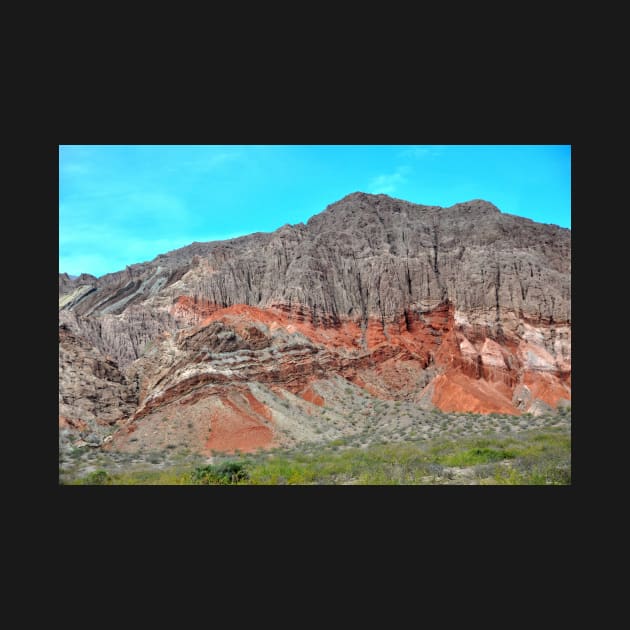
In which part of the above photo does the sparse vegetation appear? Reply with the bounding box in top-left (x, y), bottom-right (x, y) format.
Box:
top-left (82, 470), bottom-right (111, 485)
top-left (64, 422), bottom-right (569, 485)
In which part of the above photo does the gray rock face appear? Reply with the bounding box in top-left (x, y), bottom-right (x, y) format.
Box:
top-left (59, 192), bottom-right (570, 368)
top-left (58, 324), bottom-right (138, 425)
top-left (59, 306), bottom-right (174, 369)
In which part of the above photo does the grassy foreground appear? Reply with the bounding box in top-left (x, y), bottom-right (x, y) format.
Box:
top-left (66, 426), bottom-right (570, 485)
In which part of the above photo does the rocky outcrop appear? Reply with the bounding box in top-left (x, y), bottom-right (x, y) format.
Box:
top-left (59, 192), bottom-right (571, 453)
top-left (59, 193), bottom-right (570, 362)
top-left (58, 324), bottom-right (138, 433)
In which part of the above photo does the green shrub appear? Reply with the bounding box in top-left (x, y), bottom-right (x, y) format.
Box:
top-left (191, 461), bottom-right (249, 485)
top-left (83, 470), bottom-right (111, 485)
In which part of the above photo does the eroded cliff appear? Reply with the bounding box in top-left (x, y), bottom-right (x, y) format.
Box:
top-left (59, 192), bottom-right (571, 452)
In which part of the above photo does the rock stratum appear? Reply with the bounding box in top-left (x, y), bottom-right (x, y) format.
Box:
top-left (59, 192), bottom-right (571, 453)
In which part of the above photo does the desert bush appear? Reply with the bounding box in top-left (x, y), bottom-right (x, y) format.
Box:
top-left (82, 470), bottom-right (111, 485)
top-left (190, 461), bottom-right (249, 485)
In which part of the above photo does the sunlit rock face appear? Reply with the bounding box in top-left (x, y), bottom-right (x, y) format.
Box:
top-left (59, 192), bottom-right (570, 452)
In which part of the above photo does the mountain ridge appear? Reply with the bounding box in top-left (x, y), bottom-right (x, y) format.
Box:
top-left (59, 192), bottom-right (567, 281)
top-left (59, 192), bottom-right (571, 455)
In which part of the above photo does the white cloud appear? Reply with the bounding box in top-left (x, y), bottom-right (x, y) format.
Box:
top-left (366, 148), bottom-right (442, 194)
top-left (368, 165), bottom-right (411, 195)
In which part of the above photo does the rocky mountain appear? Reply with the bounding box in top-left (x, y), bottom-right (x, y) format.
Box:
top-left (59, 192), bottom-right (571, 454)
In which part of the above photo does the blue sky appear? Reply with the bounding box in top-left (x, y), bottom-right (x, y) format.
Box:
top-left (59, 145), bottom-right (571, 278)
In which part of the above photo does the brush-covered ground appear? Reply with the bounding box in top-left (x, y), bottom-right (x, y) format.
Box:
top-left (60, 406), bottom-right (570, 485)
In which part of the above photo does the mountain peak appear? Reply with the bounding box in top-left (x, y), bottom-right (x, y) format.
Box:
top-left (331, 191), bottom-right (406, 206)
top-left (59, 190), bottom-right (571, 461)
top-left (448, 199), bottom-right (501, 213)
top-left (328, 192), bottom-right (502, 215)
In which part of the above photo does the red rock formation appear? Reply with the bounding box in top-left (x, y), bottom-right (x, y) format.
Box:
top-left (170, 295), bottom-right (221, 326)
top-left (300, 386), bottom-right (325, 407)
top-left (431, 371), bottom-right (518, 415)
top-left (60, 192), bottom-right (571, 454)
top-left (59, 415), bottom-right (88, 431)
top-left (205, 395), bottom-right (274, 453)
top-left (116, 298), bottom-right (569, 449)
top-left (522, 371), bottom-right (571, 409)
